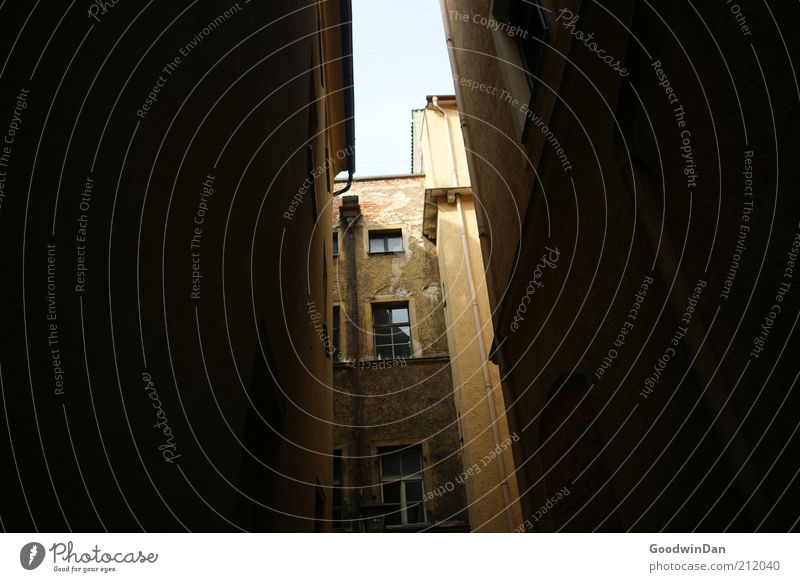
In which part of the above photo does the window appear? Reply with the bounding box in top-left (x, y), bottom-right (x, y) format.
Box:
top-left (508, 0), bottom-right (548, 90)
top-left (368, 229), bottom-right (403, 253)
top-left (379, 445), bottom-right (426, 527)
top-left (332, 449), bottom-right (343, 531)
top-left (332, 306), bottom-right (342, 361)
top-left (372, 303), bottom-right (411, 359)
top-left (490, 0), bottom-right (549, 140)
top-left (332, 231), bottom-right (339, 257)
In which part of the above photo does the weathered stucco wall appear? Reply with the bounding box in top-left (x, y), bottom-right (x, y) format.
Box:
top-left (331, 175), bottom-right (468, 531)
top-left (333, 176), bottom-right (449, 359)
top-left (333, 359), bottom-right (468, 530)
top-left (437, 195), bottom-right (523, 532)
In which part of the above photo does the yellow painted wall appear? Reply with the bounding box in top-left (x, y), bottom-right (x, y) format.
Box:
top-left (422, 101), bottom-right (522, 532)
top-left (421, 101), bottom-right (472, 191)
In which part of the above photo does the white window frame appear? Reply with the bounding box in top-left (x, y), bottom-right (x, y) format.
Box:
top-left (379, 445), bottom-right (426, 527)
top-left (490, 0), bottom-right (550, 141)
top-left (371, 301), bottom-right (412, 360)
top-left (366, 228), bottom-right (405, 254)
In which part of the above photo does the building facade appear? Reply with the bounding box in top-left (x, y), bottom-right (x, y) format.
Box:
top-left (441, 0), bottom-right (800, 531)
top-left (331, 176), bottom-right (470, 532)
top-left (0, 0), bottom-right (353, 531)
top-left (331, 93), bottom-right (530, 531)
top-left (416, 96), bottom-right (523, 532)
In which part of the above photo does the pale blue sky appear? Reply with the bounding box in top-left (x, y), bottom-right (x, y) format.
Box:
top-left (351, 0), bottom-right (455, 177)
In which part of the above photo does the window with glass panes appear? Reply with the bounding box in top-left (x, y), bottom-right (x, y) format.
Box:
top-left (332, 231), bottom-right (339, 257)
top-left (379, 445), bottom-right (426, 527)
top-left (368, 229), bottom-right (403, 253)
top-left (509, 0), bottom-right (548, 90)
top-left (372, 303), bottom-right (411, 359)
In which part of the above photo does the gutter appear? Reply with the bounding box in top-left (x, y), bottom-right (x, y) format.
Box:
top-left (339, 196), bottom-right (365, 508)
top-left (438, 0), bottom-right (493, 279)
top-left (334, 0), bottom-right (356, 196)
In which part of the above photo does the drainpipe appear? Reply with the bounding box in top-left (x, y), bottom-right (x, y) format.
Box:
top-left (432, 93), bottom-right (515, 530)
top-left (333, 170), bottom-right (354, 196)
top-left (337, 0), bottom-right (356, 193)
top-left (440, 0), bottom-right (521, 529)
top-left (439, 0), bottom-right (494, 291)
top-left (339, 196), bottom-right (366, 511)
top-left (455, 193), bottom-right (515, 531)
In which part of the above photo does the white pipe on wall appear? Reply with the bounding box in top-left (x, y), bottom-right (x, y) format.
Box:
top-left (433, 78), bottom-right (516, 531)
top-left (456, 192), bottom-right (515, 532)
